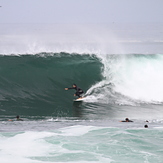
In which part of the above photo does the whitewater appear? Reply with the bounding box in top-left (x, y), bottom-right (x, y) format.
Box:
top-left (0, 23), bottom-right (163, 163)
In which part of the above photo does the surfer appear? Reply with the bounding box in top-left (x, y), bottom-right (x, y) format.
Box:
top-left (65, 84), bottom-right (84, 98)
top-left (120, 118), bottom-right (133, 122)
top-left (16, 115), bottom-right (23, 121)
top-left (8, 115), bottom-right (23, 121)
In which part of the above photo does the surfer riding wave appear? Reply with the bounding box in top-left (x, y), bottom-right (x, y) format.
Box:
top-left (65, 84), bottom-right (84, 99)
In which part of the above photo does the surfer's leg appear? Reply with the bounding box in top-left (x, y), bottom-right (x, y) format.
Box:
top-left (76, 92), bottom-right (81, 98)
top-left (76, 90), bottom-right (84, 98)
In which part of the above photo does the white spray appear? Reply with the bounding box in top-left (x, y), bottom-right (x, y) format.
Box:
top-left (85, 54), bottom-right (163, 104)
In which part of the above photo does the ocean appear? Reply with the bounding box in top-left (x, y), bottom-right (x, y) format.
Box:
top-left (0, 24), bottom-right (163, 163)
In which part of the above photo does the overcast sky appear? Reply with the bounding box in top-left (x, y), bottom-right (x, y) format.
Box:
top-left (0, 0), bottom-right (163, 24)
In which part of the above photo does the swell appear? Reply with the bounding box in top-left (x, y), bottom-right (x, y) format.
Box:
top-left (0, 53), bottom-right (103, 116)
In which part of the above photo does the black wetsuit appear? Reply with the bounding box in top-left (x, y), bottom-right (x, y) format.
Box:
top-left (68, 86), bottom-right (84, 98)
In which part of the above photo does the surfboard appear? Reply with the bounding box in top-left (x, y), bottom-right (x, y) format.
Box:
top-left (74, 97), bottom-right (85, 102)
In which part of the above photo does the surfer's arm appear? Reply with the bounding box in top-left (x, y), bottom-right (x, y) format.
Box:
top-left (65, 87), bottom-right (75, 90)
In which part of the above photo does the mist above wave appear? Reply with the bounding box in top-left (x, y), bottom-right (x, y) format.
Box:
top-left (0, 23), bottom-right (163, 55)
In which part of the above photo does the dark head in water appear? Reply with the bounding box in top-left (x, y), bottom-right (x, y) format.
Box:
top-left (144, 124), bottom-right (148, 128)
top-left (120, 118), bottom-right (133, 122)
top-left (16, 115), bottom-right (23, 121)
top-left (16, 115), bottom-right (20, 119)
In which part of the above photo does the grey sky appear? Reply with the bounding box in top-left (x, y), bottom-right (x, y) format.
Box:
top-left (0, 0), bottom-right (163, 24)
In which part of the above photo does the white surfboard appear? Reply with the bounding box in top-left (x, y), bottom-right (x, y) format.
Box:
top-left (74, 97), bottom-right (85, 102)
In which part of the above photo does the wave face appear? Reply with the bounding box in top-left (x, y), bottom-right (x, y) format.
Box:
top-left (0, 53), bottom-right (163, 117)
top-left (0, 53), bottom-right (103, 116)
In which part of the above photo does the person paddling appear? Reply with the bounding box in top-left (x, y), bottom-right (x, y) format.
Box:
top-left (120, 118), bottom-right (133, 122)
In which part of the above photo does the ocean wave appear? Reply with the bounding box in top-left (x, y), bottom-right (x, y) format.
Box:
top-left (0, 52), bottom-right (163, 117)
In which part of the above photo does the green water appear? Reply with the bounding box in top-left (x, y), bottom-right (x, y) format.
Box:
top-left (0, 53), bottom-right (103, 116)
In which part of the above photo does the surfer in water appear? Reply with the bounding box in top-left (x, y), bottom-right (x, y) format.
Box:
top-left (8, 115), bottom-right (23, 121)
top-left (120, 118), bottom-right (133, 122)
top-left (65, 84), bottom-right (84, 99)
